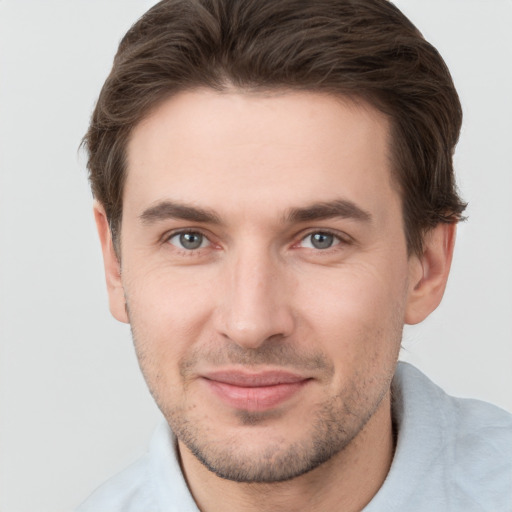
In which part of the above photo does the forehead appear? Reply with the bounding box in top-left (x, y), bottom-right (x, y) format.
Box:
top-left (124, 89), bottom-right (398, 224)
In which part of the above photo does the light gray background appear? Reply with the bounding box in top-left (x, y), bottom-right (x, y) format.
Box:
top-left (1, 1), bottom-right (511, 511)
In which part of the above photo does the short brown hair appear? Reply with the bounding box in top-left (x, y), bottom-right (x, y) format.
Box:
top-left (83, 0), bottom-right (466, 256)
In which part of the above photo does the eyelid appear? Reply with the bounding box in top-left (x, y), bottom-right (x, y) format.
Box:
top-left (159, 227), bottom-right (353, 251)
top-left (161, 228), bottom-right (215, 248)
top-left (293, 228), bottom-right (354, 250)
top-left (299, 228), bottom-right (351, 242)
top-left (170, 231), bottom-right (210, 249)
top-left (162, 226), bottom-right (207, 241)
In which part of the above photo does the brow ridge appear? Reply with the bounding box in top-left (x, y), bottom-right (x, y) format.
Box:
top-left (139, 201), bottom-right (222, 224)
top-left (285, 199), bottom-right (372, 223)
top-left (139, 198), bottom-right (371, 226)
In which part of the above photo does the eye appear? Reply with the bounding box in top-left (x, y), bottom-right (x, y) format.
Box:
top-left (167, 231), bottom-right (210, 250)
top-left (299, 231), bottom-right (341, 250)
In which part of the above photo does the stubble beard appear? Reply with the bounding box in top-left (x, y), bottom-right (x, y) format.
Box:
top-left (132, 335), bottom-right (397, 484)
top-left (167, 386), bottom-right (386, 483)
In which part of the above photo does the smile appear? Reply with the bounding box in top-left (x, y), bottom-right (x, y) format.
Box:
top-left (201, 371), bottom-right (311, 412)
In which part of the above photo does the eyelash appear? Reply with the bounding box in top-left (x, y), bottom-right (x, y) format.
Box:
top-left (162, 229), bottom-right (352, 253)
top-left (296, 230), bottom-right (348, 250)
top-left (164, 230), bottom-right (213, 253)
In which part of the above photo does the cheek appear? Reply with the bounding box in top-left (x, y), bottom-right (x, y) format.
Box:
top-left (123, 268), bottom-right (216, 372)
top-left (297, 262), bottom-right (408, 362)
top-left (125, 262), bottom-right (215, 319)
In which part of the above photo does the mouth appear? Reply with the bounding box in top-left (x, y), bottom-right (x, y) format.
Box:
top-left (201, 370), bottom-right (311, 412)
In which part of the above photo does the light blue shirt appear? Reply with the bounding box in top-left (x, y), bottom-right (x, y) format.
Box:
top-left (77, 363), bottom-right (512, 511)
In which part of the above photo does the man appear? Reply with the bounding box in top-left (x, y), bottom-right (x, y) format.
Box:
top-left (77, 0), bottom-right (512, 510)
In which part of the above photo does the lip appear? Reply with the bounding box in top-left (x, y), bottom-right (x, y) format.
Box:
top-left (201, 370), bottom-right (310, 412)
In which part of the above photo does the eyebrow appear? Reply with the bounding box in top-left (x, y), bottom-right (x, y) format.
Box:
top-left (285, 199), bottom-right (372, 224)
top-left (139, 201), bottom-right (222, 225)
top-left (139, 198), bottom-right (372, 226)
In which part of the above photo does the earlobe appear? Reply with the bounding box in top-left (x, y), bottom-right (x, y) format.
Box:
top-left (93, 201), bottom-right (129, 324)
top-left (405, 223), bottom-right (456, 325)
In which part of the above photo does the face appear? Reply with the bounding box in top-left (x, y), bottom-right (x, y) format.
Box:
top-left (107, 89), bottom-right (425, 482)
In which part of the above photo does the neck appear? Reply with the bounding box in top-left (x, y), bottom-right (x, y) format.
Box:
top-left (179, 393), bottom-right (395, 512)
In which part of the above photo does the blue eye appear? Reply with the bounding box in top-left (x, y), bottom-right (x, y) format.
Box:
top-left (168, 232), bottom-right (209, 250)
top-left (300, 232), bottom-right (340, 250)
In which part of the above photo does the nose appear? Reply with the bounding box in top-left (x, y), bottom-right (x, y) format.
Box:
top-left (214, 246), bottom-right (295, 349)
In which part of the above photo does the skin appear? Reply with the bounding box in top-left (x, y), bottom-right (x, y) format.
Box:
top-left (95, 89), bottom-right (455, 512)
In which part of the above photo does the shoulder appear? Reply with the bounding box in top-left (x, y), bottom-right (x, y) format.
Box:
top-left (76, 421), bottom-right (199, 512)
top-left (395, 362), bottom-right (512, 470)
top-left (76, 455), bottom-right (155, 512)
top-left (394, 361), bottom-right (512, 446)
top-left (439, 388), bottom-right (512, 506)
top-left (367, 363), bottom-right (512, 511)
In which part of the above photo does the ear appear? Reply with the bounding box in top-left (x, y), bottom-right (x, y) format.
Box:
top-left (405, 223), bottom-right (456, 325)
top-left (93, 201), bottom-right (129, 324)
